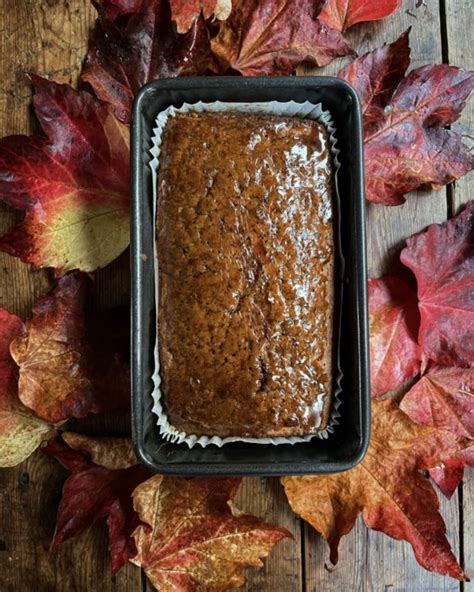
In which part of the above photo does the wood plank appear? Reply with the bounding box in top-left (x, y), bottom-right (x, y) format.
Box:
top-left (0, 1), bottom-right (470, 592)
top-left (366, 492), bottom-right (460, 592)
top-left (304, 520), bottom-right (368, 592)
top-left (301, 0), bottom-right (463, 589)
top-left (444, 3), bottom-right (474, 588)
top-left (0, 2), bottom-right (142, 590)
top-left (0, 453), bottom-right (140, 592)
top-left (463, 468), bottom-right (474, 590)
top-left (0, 2), bottom-right (299, 590)
top-left (444, 0), bottom-right (474, 212)
top-left (237, 478), bottom-right (303, 592)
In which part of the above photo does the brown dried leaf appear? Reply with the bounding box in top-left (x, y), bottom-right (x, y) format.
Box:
top-left (0, 308), bottom-right (54, 467)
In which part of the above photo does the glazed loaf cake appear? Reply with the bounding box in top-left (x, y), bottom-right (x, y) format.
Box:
top-left (156, 112), bottom-right (335, 438)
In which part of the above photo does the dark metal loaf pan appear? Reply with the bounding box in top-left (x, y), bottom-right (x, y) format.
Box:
top-left (131, 76), bottom-right (370, 475)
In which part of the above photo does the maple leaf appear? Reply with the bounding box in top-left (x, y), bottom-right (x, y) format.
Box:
top-left (338, 28), bottom-right (411, 131)
top-left (0, 308), bottom-right (54, 467)
top-left (82, 0), bottom-right (213, 123)
top-left (131, 475), bottom-right (291, 591)
top-left (338, 30), bottom-right (474, 204)
top-left (372, 203), bottom-right (474, 500)
top-left (282, 399), bottom-right (467, 580)
top-left (400, 365), bottom-right (474, 440)
top-left (210, 0), bottom-right (353, 76)
top-left (318, 0), bottom-right (401, 32)
top-left (400, 364), bottom-right (474, 499)
top-left (43, 433), bottom-right (150, 575)
top-left (0, 75), bottom-right (130, 274)
top-left (369, 276), bottom-right (421, 398)
top-left (400, 201), bottom-right (474, 367)
top-left (10, 272), bottom-right (130, 424)
top-left (170, 0), bottom-right (232, 33)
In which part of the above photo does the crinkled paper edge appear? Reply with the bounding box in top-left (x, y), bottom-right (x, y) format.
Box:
top-left (150, 100), bottom-right (344, 448)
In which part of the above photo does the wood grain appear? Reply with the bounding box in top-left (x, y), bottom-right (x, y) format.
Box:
top-left (0, 2), bottom-right (141, 591)
top-left (303, 520), bottom-right (368, 592)
top-left (360, 2), bottom-right (460, 584)
top-left (444, 0), bottom-right (473, 213)
top-left (444, 2), bottom-right (474, 590)
top-left (0, 0), bottom-right (472, 591)
top-left (463, 468), bottom-right (474, 592)
top-left (237, 478), bottom-right (303, 592)
top-left (301, 0), bottom-right (467, 590)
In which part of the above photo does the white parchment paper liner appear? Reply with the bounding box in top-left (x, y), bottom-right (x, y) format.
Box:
top-left (150, 100), bottom-right (344, 448)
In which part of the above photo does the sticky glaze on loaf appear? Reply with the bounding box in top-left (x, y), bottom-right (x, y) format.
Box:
top-left (157, 112), bottom-right (334, 438)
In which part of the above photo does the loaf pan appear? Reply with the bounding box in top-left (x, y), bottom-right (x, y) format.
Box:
top-left (131, 76), bottom-right (370, 475)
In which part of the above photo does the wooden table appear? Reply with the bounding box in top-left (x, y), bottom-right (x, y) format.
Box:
top-left (0, 1), bottom-right (472, 590)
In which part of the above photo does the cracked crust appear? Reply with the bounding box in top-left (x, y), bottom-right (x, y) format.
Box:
top-left (157, 112), bottom-right (335, 438)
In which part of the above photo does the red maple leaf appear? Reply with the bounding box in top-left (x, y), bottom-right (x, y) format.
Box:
top-left (170, 0), bottom-right (232, 33)
top-left (0, 75), bottom-right (130, 274)
top-left (339, 29), bottom-right (411, 131)
top-left (10, 272), bottom-right (130, 423)
top-left (131, 475), bottom-right (291, 591)
top-left (400, 201), bottom-right (474, 367)
top-left (318, 0), bottom-right (401, 32)
top-left (282, 399), bottom-right (467, 580)
top-left (43, 433), bottom-right (150, 575)
top-left (338, 30), bottom-right (474, 204)
top-left (400, 365), bottom-right (474, 440)
top-left (210, 0), bottom-right (353, 75)
top-left (369, 276), bottom-right (421, 398)
top-left (0, 308), bottom-right (54, 466)
top-left (82, 0), bottom-right (214, 123)
top-left (400, 364), bottom-right (474, 499)
top-left (368, 203), bottom-right (474, 502)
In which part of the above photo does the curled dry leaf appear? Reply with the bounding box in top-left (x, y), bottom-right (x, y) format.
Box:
top-left (10, 272), bottom-right (91, 423)
top-left (0, 308), bottom-right (54, 467)
top-left (170, 0), bottom-right (232, 33)
top-left (211, 0), bottom-right (232, 21)
top-left (318, 0), bottom-right (401, 32)
top-left (338, 30), bottom-right (474, 204)
top-left (62, 432), bottom-right (138, 470)
top-left (82, 0), bottom-right (213, 123)
top-left (0, 76), bottom-right (130, 274)
top-left (210, 0), bottom-right (353, 75)
top-left (43, 434), bottom-right (150, 575)
top-left (10, 272), bottom-right (130, 424)
top-left (400, 201), bottom-right (474, 367)
top-left (369, 276), bottom-right (421, 398)
top-left (131, 475), bottom-right (291, 591)
top-left (282, 399), bottom-right (467, 580)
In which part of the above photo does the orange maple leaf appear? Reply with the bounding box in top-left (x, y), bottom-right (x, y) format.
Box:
top-left (282, 399), bottom-right (468, 580)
